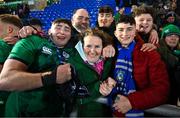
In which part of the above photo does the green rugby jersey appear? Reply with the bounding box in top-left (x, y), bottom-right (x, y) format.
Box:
top-left (5, 35), bottom-right (64, 117)
top-left (0, 39), bottom-right (13, 117)
top-left (0, 39), bottom-right (13, 64)
top-left (8, 35), bottom-right (59, 72)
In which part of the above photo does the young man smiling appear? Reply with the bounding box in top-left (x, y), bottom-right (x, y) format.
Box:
top-left (99, 15), bottom-right (169, 117)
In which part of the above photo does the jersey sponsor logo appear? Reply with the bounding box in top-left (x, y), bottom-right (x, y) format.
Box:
top-left (42, 46), bottom-right (52, 55)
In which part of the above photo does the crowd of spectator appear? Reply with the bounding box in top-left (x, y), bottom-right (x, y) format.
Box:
top-left (0, 0), bottom-right (179, 117)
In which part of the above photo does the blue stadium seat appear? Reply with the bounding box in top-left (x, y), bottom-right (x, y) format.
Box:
top-left (29, 0), bottom-right (117, 31)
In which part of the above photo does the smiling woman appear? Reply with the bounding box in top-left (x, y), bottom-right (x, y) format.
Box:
top-left (66, 28), bottom-right (114, 117)
top-left (158, 24), bottom-right (180, 106)
top-left (81, 28), bottom-right (112, 64)
top-left (83, 35), bottom-right (103, 63)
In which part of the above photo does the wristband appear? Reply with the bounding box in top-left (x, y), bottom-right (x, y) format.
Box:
top-left (41, 68), bottom-right (57, 86)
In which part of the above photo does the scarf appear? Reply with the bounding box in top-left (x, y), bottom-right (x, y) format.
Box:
top-left (49, 36), bottom-right (70, 64)
top-left (109, 41), bottom-right (144, 117)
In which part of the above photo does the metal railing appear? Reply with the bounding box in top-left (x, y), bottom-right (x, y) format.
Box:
top-left (145, 104), bottom-right (180, 117)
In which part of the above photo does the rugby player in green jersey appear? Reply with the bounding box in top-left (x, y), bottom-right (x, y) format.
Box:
top-left (0, 19), bottom-right (72, 117)
top-left (0, 14), bottom-right (22, 72)
top-left (0, 14), bottom-right (23, 117)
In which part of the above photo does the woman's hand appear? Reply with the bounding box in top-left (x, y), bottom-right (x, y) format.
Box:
top-left (102, 45), bottom-right (115, 58)
top-left (99, 77), bottom-right (116, 96)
